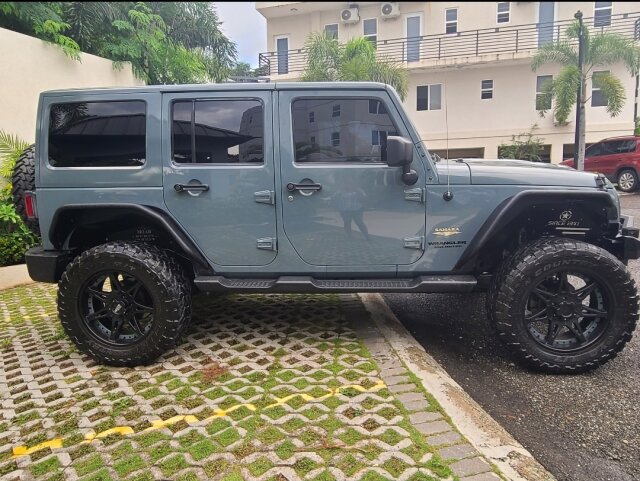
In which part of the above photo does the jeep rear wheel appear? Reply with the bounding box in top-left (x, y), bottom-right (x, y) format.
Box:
top-left (617, 169), bottom-right (638, 193)
top-left (491, 237), bottom-right (638, 373)
top-left (11, 145), bottom-right (40, 236)
top-left (58, 242), bottom-right (191, 366)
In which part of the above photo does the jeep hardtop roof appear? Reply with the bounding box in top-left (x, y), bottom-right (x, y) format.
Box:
top-left (41, 81), bottom-right (392, 97)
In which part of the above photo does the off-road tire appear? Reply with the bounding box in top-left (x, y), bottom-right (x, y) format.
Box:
top-left (491, 237), bottom-right (638, 373)
top-left (616, 168), bottom-right (638, 193)
top-left (11, 145), bottom-right (40, 236)
top-left (58, 241), bottom-right (191, 366)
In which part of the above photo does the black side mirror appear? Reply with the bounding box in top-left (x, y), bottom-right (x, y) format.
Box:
top-left (384, 136), bottom-right (418, 185)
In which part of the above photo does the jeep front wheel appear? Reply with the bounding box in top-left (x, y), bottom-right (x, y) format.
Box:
top-left (58, 242), bottom-right (191, 366)
top-left (491, 238), bottom-right (638, 373)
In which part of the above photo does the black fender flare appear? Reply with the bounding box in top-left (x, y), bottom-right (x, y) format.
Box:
top-left (454, 189), bottom-right (616, 272)
top-left (49, 204), bottom-right (211, 269)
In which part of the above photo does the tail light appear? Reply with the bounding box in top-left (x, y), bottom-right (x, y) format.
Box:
top-left (24, 191), bottom-right (37, 219)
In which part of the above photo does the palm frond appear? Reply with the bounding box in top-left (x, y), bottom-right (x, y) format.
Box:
top-left (591, 71), bottom-right (626, 117)
top-left (531, 41), bottom-right (577, 70)
top-left (588, 32), bottom-right (640, 76)
top-left (0, 131), bottom-right (29, 181)
top-left (368, 59), bottom-right (409, 101)
top-left (302, 31), bottom-right (341, 80)
top-left (552, 65), bottom-right (581, 125)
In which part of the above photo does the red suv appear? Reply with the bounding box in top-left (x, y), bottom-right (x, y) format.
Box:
top-left (560, 135), bottom-right (640, 192)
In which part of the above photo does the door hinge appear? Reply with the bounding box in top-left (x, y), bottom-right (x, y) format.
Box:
top-left (254, 190), bottom-right (275, 205)
top-left (256, 237), bottom-right (277, 251)
top-left (404, 187), bottom-right (425, 203)
top-left (403, 236), bottom-right (424, 250)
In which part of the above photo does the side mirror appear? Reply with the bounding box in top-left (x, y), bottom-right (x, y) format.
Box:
top-left (384, 136), bottom-right (418, 185)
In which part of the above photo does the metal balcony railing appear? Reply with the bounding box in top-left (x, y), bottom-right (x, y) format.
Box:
top-left (257, 11), bottom-right (640, 77)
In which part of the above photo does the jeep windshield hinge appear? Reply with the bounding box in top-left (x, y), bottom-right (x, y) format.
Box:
top-left (404, 187), bottom-right (425, 203)
top-left (403, 236), bottom-right (425, 249)
top-left (256, 237), bottom-right (277, 251)
top-left (254, 190), bottom-right (275, 205)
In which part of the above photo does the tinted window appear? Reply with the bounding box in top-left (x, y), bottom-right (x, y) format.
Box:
top-left (292, 98), bottom-right (397, 163)
top-left (48, 101), bottom-right (146, 167)
top-left (172, 99), bottom-right (264, 164)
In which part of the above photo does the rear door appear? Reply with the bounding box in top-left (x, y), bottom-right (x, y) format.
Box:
top-left (162, 90), bottom-right (278, 267)
top-left (277, 90), bottom-right (426, 270)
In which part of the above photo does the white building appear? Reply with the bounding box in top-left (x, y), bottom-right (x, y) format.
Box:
top-left (256, 2), bottom-right (639, 163)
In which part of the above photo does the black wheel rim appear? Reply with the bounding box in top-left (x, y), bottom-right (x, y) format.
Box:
top-left (79, 271), bottom-right (155, 346)
top-left (524, 270), bottom-right (612, 352)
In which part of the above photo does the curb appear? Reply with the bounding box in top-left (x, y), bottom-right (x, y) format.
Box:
top-left (358, 293), bottom-right (557, 481)
top-left (0, 264), bottom-right (34, 291)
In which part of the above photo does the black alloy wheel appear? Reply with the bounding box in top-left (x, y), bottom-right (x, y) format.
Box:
top-left (524, 271), bottom-right (610, 352)
top-left (80, 270), bottom-right (155, 345)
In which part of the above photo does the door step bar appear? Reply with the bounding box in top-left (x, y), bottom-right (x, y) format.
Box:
top-left (194, 275), bottom-right (477, 293)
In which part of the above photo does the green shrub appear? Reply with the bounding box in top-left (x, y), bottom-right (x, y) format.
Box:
top-left (0, 131), bottom-right (39, 266)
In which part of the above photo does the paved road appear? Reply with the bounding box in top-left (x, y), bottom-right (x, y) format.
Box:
top-left (385, 194), bottom-right (640, 481)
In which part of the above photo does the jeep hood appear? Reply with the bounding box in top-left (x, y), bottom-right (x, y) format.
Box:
top-left (435, 158), bottom-right (602, 187)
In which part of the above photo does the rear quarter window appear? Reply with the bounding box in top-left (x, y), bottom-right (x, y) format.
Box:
top-left (48, 100), bottom-right (146, 167)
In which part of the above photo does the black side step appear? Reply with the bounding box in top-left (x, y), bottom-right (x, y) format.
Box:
top-left (194, 275), bottom-right (477, 294)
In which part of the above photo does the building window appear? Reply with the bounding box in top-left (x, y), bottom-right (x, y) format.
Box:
top-left (481, 80), bottom-right (493, 99)
top-left (325, 23), bottom-right (338, 39)
top-left (536, 75), bottom-right (553, 111)
top-left (445, 8), bottom-right (458, 34)
top-left (332, 104), bottom-right (341, 117)
top-left (591, 70), bottom-right (609, 107)
top-left (417, 85), bottom-right (442, 111)
top-left (369, 99), bottom-right (387, 114)
top-left (497, 2), bottom-right (510, 23)
top-left (309, 111), bottom-right (315, 123)
top-left (292, 98), bottom-right (397, 163)
top-left (49, 101), bottom-right (146, 167)
top-left (594, 1), bottom-right (612, 27)
top-left (364, 18), bottom-right (377, 43)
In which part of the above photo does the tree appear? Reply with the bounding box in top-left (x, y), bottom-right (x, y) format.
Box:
top-left (498, 125), bottom-right (545, 162)
top-left (532, 19), bottom-right (640, 169)
top-left (301, 32), bottom-right (408, 100)
top-left (229, 61), bottom-right (257, 78)
top-left (0, 2), bottom-right (237, 84)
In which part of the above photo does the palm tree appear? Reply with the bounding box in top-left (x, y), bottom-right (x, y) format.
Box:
top-left (532, 20), bottom-right (640, 169)
top-left (301, 32), bottom-right (408, 100)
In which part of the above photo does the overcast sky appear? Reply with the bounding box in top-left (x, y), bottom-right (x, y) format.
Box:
top-left (214, 2), bottom-right (266, 67)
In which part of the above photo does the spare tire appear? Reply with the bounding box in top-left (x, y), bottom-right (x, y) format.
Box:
top-left (11, 145), bottom-right (40, 236)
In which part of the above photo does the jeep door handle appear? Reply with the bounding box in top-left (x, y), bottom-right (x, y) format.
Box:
top-left (174, 183), bottom-right (209, 193)
top-left (286, 182), bottom-right (322, 192)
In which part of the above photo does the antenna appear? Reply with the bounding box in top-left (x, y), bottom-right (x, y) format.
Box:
top-left (443, 83), bottom-right (453, 201)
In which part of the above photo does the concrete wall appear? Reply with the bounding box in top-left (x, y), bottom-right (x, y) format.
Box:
top-left (0, 28), bottom-right (143, 143)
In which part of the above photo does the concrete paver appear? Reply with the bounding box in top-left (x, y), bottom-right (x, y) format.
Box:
top-left (0, 284), bottom-right (503, 480)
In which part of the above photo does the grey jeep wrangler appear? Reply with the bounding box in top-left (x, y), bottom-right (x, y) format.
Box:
top-left (13, 82), bottom-right (640, 373)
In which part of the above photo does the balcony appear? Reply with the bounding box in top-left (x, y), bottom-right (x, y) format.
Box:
top-left (258, 12), bottom-right (640, 77)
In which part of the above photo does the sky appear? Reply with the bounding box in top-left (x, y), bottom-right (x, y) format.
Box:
top-left (214, 2), bottom-right (267, 67)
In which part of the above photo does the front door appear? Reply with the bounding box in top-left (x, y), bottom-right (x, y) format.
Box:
top-left (538, 2), bottom-right (555, 47)
top-left (278, 91), bottom-right (426, 268)
top-left (163, 90), bottom-right (278, 267)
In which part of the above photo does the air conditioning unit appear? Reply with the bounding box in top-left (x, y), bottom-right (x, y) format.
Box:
top-left (340, 7), bottom-right (360, 24)
top-left (381, 2), bottom-right (400, 19)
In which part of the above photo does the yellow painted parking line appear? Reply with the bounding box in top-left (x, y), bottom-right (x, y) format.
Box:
top-left (12, 379), bottom-right (386, 459)
top-left (12, 439), bottom-right (63, 457)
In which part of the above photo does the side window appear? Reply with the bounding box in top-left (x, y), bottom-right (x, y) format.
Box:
top-left (586, 143), bottom-right (604, 157)
top-left (292, 98), bottom-right (398, 163)
top-left (172, 99), bottom-right (264, 164)
top-left (48, 101), bottom-right (146, 167)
